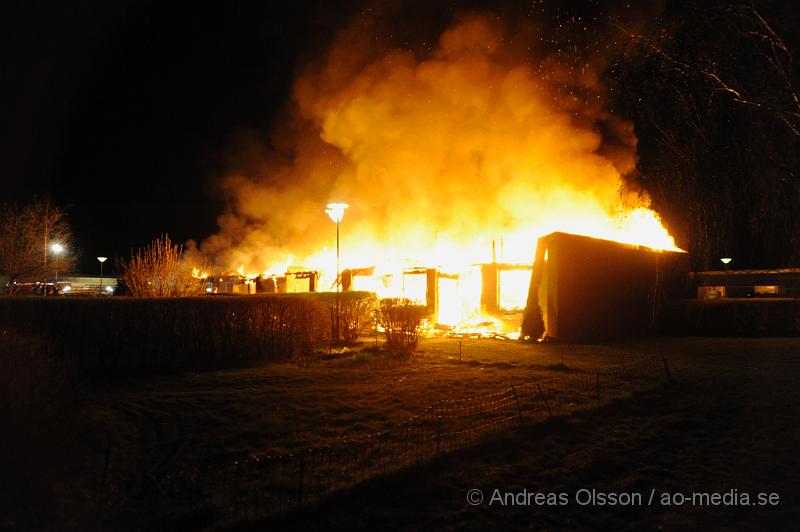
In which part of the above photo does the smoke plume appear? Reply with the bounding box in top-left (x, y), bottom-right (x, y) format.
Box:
top-left (201, 8), bottom-right (671, 278)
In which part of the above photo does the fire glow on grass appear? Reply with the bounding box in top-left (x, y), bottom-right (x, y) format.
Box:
top-left (201, 13), bottom-right (682, 331)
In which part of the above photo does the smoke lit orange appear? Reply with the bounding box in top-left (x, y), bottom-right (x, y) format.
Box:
top-left (201, 14), bottom-right (681, 329)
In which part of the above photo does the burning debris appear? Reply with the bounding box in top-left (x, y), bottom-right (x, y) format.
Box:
top-left (204, 251), bottom-right (530, 336)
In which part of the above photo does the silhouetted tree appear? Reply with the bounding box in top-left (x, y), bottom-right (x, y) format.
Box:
top-left (611, 0), bottom-right (800, 268)
top-left (0, 200), bottom-right (76, 291)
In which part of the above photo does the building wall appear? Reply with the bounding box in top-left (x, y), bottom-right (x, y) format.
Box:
top-left (522, 232), bottom-right (686, 342)
top-left (692, 269), bottom-right (800, 299)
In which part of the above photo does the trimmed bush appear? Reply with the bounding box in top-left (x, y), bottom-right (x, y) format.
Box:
top-left (669, 299), bottom-right (800, 336)
top-left (338, 292), bottom-right (378, 344)
top-left (0, 292), bottom-right (380, 372)
top-left (0, 294), bottom-right (349, 372)
top-left (378, 298), bottom-right (427, 354)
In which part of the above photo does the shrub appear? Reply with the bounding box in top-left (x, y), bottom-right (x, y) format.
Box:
top-left (378, 298), bottom-right (427, 354)
top-left (119, 234), bottom-right (206, 297)
top-left (338, 292), bottom-right (378, 344)
top-left (670, 299), bottom-right (800, 336)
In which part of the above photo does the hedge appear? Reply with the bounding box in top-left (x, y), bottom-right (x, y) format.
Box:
top-left (0, 292), bottom-right (375, 372)
top-left (667, 299), bottom-right (800, 336)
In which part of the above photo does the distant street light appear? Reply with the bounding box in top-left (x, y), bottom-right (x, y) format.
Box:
top-left (720, 257), bottom-right (733, 297)
top-left (97, 257), bottom-right (108, 291)
top-left (50, 242), bottom-right (64, 284)
top-left (325, 202), bottom-right (348, 341)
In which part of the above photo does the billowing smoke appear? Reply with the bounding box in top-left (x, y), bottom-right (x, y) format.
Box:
top-left (201, 9), bottom-right (672, 278)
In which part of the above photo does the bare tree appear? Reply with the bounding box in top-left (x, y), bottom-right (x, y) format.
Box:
top-left (611, 1), bottom-right (800, 268)
top-left (120, 235), bottom-right (207, 297)
top-left (0, 201), bottom-right (76, 292)
top-left (0, 204), bottom-right (39, 287)
top-left (615, 3), bottom-right (800, 138)
top-left (34, 201), bottom-right (74, 277)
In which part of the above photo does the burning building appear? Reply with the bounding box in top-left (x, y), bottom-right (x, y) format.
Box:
top-left (204, 250), bottom-right (534, 335)
top-left (198, 12), bottom-right (684, 336)
top-left (521, 232), bottom-right (687, 342)
top-left (205, 232), bottom-right (687, 342)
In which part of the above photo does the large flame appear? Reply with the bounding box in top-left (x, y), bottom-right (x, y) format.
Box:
top-left (201, 13), bottom-right (681, 327)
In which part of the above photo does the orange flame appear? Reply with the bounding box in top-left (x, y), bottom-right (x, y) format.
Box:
top-left (203, 14), bottom-right (682, 328)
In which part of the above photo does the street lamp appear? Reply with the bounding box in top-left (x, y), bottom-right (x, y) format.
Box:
top-left (97, 257), bottom-right (108, 291)
top-left (50, 242), bottom-right (64, 283)
top-left (720, 257), bottom-right (733, 298)
top-left (325, 202), bottom-right (348, 342)
top-left (325, 203), bottom-right (349, 291)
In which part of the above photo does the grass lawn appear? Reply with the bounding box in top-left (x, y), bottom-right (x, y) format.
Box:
top-left (249, 337), bottom-right (800, 531)
top-left (27, 337), bottom-right (800, 530)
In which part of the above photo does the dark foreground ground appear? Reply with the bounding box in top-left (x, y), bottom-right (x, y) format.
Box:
top-left (248, 338), bottom-right (800, 531)
top-left (3, 337), bottom-right (800, 531)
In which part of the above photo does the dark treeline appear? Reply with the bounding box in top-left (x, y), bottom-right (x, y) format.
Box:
top-left (613, 0), bottom-right (800, 270)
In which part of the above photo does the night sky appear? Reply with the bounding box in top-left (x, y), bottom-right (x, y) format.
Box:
top-left (1, 0), bottom-right (572, 273)
top-left (2, 0), bottom-right (354, 273)
top-left (4, 0), bottom-right (799, 273)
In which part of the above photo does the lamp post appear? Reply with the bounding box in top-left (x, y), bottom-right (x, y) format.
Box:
top-left (50, 242), bottom-right (64, 284)
top-left (325, 202), bottom-right (348, 341)
top-left (325, 203), bottom-right (349, 291)
top-left (97, 257), bottom-right (108, 291)
top-left (720, 257), bottom-right (732, 298)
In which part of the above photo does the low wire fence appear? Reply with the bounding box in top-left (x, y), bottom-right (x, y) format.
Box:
top-left (331, 332), bottom-right (655, 366)
top-left (139, 350), bottom-right (672, 524)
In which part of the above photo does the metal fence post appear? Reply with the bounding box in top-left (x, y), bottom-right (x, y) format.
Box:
top-left (511, 384), bottom-right (524, 424)
top-left (537, 383), bottom-right (552, 418)
top-left (621, 360), bottom-right (635, 391)
top-left (662, 356), bottom-right (676, 384)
